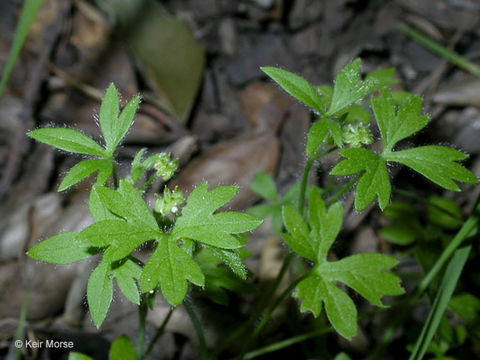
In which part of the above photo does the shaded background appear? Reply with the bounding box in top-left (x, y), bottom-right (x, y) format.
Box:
top-left (1, 0), bottom-right (480, 359)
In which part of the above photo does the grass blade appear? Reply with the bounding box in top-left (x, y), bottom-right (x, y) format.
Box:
top-left (408, 246), bottom-right (471, 360)
top-left (0, 0), bottom-right (45, 98)
top-left (400, 23), bottom-right (480, 78)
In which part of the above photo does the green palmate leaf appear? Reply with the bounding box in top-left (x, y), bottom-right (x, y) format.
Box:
top-left (27, 233), bottom-right (95, 265)
top-left (27, 128), bottom-right (106, 157)
top-left (96, 180), bottom-right (159, 231)
top-left (332, 90), bottom-right (476, 210)
top-left (140, 235), bottom-right (204, 306)
top-left (327, 59), bottom-right (376, 116)
top-left (261, 67), bottom-right (323, 112)
top-left (282, 206), bottom-right (316, 261)
top-left (89, 184), bottom-right (119, 222)
top-left (385, 146), bottom-right (477, 191)
top-left (100, 84), bottom-right (140, 155)
top-left (372, 91), bottom-right (429, 154)
top-left (282, 190), bottom-right (403, 339)
top-left (331, 148), bottom-right (390, 211)
top-left (306, 118), bottom-right (343, 157)
top-left (87, 261), bottom-right (114, 328)
top-left (295, 275), bottom-right (357, 339)
top-left (170, 184), bottom-right (262, 249)
top-left (88, 259), bottom-right (142, 327)
top-left (316, 254), bottom-right (403, 307)
top-left (59, 159), bottom-right (113, 191)
top-left (112, 95), bottom-right (140, 151)
top-left (109, 335), bottom-right (137, 360)
top-left (112, 260), bottom-right (142, 305)
top-left (76, 220), bottom-right (158, 262)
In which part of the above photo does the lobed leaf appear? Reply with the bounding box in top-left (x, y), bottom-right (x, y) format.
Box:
top-left (112, 260), bottom-right (142, 305)
top-left (281, 206), bottom-right (315, 261)
top-left (87, 261), bottom-right (114, 328)
top-left (140, 236), bottom-right (204, 306)
top-left (295, 276), bottom-right (357, 339)
top-left (385, 146), bottom-right (478, 191)
top-left (59, 159), bottom-right (112, 191)
top-left (27, 233), bottom-right (95, 265)
top-left (317, 253), bottom-right (404, 307)
top-left (89, 184), bottom-right (119, 222)
top-left (171, 184), bottom-right (262, 249)
top-left (27, 128), bottom-right (106, 157)
top-left (327, 59), bottom-right (376, 116)
top-left (99, 84), bottom-right (140, 156)
top-left (261, 67), bottom-right (324, 112)
top-left (282, 195), bottom-right (403, 339)
top-left (76, 220), bottom-right (158, 262)
top-left (306, 118), bottom-right (343, 157)
top-left (88, 259), bottom-right (143, 327)
top-left (372, 91), bottom-right (429, 154)
top-left (96, 181), bottom-right (159, 231)
top-left (331, 148), bottom-right (391, 211)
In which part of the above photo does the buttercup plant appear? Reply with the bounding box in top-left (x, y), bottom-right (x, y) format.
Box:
top-left (26, 84), bottom-right (262, 359)
top-left (25, 58), bottom-right (478, 359)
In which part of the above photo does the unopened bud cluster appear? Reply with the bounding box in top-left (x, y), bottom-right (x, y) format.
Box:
top-left (342, 123), bottom-right (373, 148)
top-left (154, 186), bottom-right (184, 216)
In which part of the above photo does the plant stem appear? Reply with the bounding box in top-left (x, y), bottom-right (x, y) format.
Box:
top-left (184, 299), bottom-right (207, 360)
top-left (238, 274), bottom-right (308, 360)
top-left (112, 162), bottom-right (119, 189)
top-left (143, 308), bottom-right (174, 358)
top-left (140, 175), bottom-right (156, 192)
top-left (137, 294), bottom-right (148, 360)
top-left (400, 23), bottom-right (480, 78)
top-left (298, 158), bottom-right (314, 215)
top-left (242, 327), bottom-right (332, 360)
top-left (326, 175), bottom-right (360, 207)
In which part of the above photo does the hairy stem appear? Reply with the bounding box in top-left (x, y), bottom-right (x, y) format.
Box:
top-left (184, 299), bottom-right (207, 360)
top-left (143, 308), bottom-right (174, 358)
top-left (326, 174), bottom-right (360, 207)
top-left (137, 295), bottom-right (148, 360)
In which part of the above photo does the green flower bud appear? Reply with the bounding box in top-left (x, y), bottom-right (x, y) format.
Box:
top-left (342, 123), bottom-right (373, 148)
top-left (154, 186), bottom-right (184, 216)
top-left (147, 153), bottom-right (178, 181)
